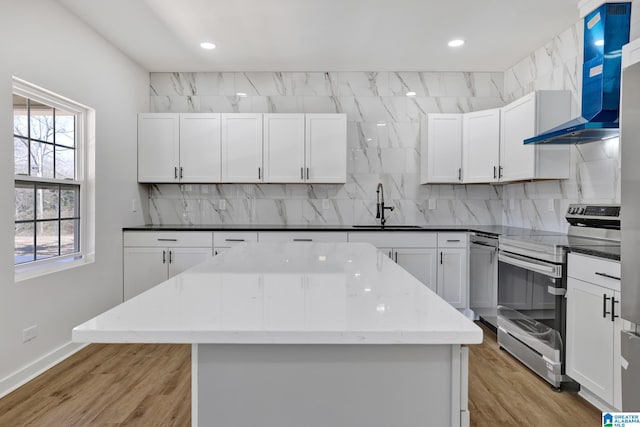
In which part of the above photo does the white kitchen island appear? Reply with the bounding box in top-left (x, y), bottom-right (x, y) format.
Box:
top-left (73, 242), bottom-right (482, 427)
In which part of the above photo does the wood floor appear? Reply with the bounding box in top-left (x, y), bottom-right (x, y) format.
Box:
top-left (0, 324), bottom-right (600, 426)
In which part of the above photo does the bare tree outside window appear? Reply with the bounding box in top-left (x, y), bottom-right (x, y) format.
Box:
top-left (14, 94), bottom-right (80, 265)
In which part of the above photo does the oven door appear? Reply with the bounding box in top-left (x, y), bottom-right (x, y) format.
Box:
top-left (497, 251), bottom-right (565, 364)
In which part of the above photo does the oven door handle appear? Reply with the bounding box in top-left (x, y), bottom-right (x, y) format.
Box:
top-left (498, 252), bottom-right (562, 278)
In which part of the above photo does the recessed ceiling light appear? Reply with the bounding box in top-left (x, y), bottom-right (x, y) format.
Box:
top-left (236, 92), bottom-right (247, 97)
top-left (595, 39), bottom-right (605, 46)
top-left (406, 91), bottom-right (417, 97)
top-left (448, 39), bottom-right (465, 48)
top-left (200, 42), bottom-right (216, 50)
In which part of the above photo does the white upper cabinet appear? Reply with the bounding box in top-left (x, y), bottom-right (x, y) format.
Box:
top-left (305, 114), bottom-right (347, 183)
top-left (179, 114), bottom-right (221, 182)
top-left (463, 109), bottom-right (500, 183)
top-left (138, 113), bottom-right (180, 182)
top-left (499, 91), bottom-right (572, 182)
top-left (421, 114), bottom-right (463, 184)
top-left (221, 113), bottom-right (264, 183)
top-left (263, 114), bottom-right (306, 183)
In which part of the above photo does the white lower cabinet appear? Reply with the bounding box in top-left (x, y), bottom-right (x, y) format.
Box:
top-left (566, 253), bottom-right (622, 409)
top-left (438, 248), bottom-right (468, 309)
top-left (123, 232), bottom-right (213, 300)
top-left (393, 248), bottom-right (438, 294)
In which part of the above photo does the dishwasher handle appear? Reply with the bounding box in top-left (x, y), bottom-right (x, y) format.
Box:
top-left (498, 251), bottom-right (562, 278)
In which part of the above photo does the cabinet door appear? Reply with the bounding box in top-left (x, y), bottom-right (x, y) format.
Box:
top-left (463, 109), bottom-right (500, 183)
top-left (305, 114), bottom-right (347, 183)
top-left (138, 114), bottom-right (179, 183)
top-left (469, 245), bottom-right (497, 314)
top-left (424, 114), bottom-right (463, 183)
top-left (168, 247), bottom-right (212, 278)
top-left (179, 113), bottom-right (221, 182)
top-left (500, 93), bottom-right (535, 181)
top-left (395, 248), bottom-right (438, 293)
top-left (123, 247), bottom-right (168, 300)
top-left (437, 248), bottom-right (468, 309)
top-left (566, 278), bottom-right (615, 405)
top-left (221, 114), bottom-right (263, 182)
top-left (264, 114), bottom-right (305, 182)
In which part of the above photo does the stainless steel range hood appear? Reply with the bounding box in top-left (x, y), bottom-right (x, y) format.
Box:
top-left (524, 3), bottom-right (631, 145)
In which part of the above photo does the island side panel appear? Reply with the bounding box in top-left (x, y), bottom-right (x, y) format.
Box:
top-left (196, 343), bottom-right (463, 427)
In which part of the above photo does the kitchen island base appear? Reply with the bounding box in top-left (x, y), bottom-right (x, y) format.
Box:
top-left (193, 343), bottom-right (470, 427)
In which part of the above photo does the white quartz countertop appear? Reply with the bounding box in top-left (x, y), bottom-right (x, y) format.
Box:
top-left (73, 243), bottom-right (482, 345)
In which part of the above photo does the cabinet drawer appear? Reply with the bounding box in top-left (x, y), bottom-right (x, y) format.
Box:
top-left (213, 232), bottom-right (258, 247)
top-left (258, 232), bottom-right (347, 243)
top-left (348, 232), bottom-right (437, 248)
top-left (437, 233), bottom-right (468, 247)
top-left (124, 231), bottom-right (213, 248)
top-left (568, 253), bottom-right (621, 292)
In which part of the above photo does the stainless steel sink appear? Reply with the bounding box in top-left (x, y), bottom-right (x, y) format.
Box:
top-left (351, 225), bottom-right (423, 229)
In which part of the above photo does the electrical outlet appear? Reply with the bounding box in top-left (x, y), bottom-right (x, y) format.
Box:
top-left (219, 200), bottom-right (227, 210)
top-left (322, 199), bottom-right (331, 210)
top-left (131, 199), bottom-right (137, 212)
top-left (23, 325), bottom-right (38, 343)
top-left (428, 199), bottom-right (437, 210)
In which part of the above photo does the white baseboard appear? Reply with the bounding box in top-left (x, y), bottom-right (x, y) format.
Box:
top-left (0, 341), bottom-right (88, 399)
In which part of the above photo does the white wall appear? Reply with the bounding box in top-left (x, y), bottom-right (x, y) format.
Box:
top-left (0, 0), bottom-right (148, 395)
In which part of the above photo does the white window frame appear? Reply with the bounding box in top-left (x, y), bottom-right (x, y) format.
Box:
top-left (13, 77), bottom-right (95, 281)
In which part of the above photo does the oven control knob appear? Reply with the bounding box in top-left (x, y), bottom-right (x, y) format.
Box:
top-left (578, 208), bottom-right (585, 215)
top-left (569, 207), bottom-right (576, 214)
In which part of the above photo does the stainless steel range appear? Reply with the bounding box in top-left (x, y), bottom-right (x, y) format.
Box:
top-left (497, 204), bottom-right (621, 389)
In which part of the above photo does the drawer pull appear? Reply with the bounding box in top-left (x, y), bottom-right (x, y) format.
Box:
top-left (157, 238), bottom-right (178, 242)
top-left (293, 238), bottom-right (313, 242)
top-left (225, 239), bottom-right (245, 242)
top-left (447, 239), bottom-right (461, 243)
top-left (595, 272), bottom-right (620, 281)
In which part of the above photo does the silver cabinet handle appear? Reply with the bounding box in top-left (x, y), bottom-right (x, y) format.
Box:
top-left (293, 238), bottom-right (312, 242)
top-left (162, 250), bottom-right (166, 264)
top-left (595, 272), bottom-right (621, 281)
top-left (301, 167), bottom-right (304, 180)
top-left (225, 238), bottom-right (245, 242)
top-left (157, 238), bottom-right (178, 242)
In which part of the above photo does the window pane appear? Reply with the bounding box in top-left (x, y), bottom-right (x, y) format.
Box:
top-left (55, 146), bottom-right (75, 179)
top-left (36, 221), bottom-right (59, 260)
top-left (13, 95), bottom-right (28, 137)
top-left (55, 111), bottom-right (75, 147)
top-left (15, 183), bottom-right (35, 221)
top-left (30, 100), bottom-right (54, 142)
top-left (14, 137), bottom-right (29, 175)
top-left (60, 219), bottom-right (79, 255)
top-left (36, 185), bottom-right (59, 220)
top-left (15, 222), bottom-right (35, 264)
top-left (30, 141), bottom-right (54, 178)
top-left (60, 186), bottom-right (79, 218)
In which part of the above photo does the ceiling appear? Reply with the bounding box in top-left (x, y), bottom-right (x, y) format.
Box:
top-left (56, 0), bottom-right (580, 72)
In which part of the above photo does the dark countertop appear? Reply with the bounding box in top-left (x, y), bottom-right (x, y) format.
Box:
top-left (569, 245), bottom-right (621, 261)
top-left (123, 224), bottom-right (555, 236)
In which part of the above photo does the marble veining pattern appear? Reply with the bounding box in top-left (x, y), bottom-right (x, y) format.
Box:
top-left (148, 71), bottom-right (505, 226)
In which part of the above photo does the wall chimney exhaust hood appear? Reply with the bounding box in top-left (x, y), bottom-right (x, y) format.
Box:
top-left (524, 3), bottom-right (631, 145)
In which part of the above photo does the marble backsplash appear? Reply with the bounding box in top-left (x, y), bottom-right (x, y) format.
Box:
top-left (148, 71), bottom-right (505, 226)
top-left (501, 21), bottom-right (621, 232)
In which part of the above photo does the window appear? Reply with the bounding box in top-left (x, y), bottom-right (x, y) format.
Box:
top-left (13, 78), bottom-right (93, 276)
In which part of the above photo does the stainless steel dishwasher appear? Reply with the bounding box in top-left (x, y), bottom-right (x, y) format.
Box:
top-left (469, 232), bottom-right (499, 329)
